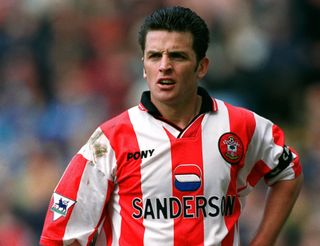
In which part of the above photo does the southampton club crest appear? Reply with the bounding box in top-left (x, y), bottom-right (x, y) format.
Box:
top-left (51, 193), bottom-right (76, 221)
top-left (218, 132), bottom-right (244, 165)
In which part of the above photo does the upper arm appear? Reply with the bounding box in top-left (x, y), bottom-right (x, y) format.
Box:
top-left (40, 127), bottom-right (115, 245)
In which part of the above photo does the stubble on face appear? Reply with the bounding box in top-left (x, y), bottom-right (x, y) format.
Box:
top-left (143, 31), bottom-right (203, 108)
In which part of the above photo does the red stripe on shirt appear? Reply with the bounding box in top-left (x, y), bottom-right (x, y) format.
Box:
top-left (222, 103), bottom-right (256, 246)
top-left (40, 154), bottom-right (88, 245)
top-left (272, 124), bottom-right (285, 147)
top-left (181, 115), bottom-right (205, 138)
top-left (165, 118), bottom-right (205, 246)
top-left (101, 111), bottom-right (145, 246)
top-left (247, 160), bottom-right (272, 187)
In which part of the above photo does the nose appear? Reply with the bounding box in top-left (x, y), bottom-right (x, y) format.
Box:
top-left (159, 55), bottom-right (172, 73)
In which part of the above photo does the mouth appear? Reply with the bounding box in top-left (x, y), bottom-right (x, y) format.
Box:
top-left (158, 79), bottom-right (175, 85)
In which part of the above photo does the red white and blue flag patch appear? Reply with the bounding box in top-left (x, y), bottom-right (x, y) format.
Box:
top-left (174, 164), bottom-right (202, 192)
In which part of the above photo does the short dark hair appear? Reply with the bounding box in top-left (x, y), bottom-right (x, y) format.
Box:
top-left (138, 6), bottom-right (210, 62)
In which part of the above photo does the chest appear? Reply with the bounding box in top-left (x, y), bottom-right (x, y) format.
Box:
top-left (114, 113), bottom-right (245, 199)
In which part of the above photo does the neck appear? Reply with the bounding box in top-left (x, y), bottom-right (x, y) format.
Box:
top-left (155, 95), bottom-right (202, 129)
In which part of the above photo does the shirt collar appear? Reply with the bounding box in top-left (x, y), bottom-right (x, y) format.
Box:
top-left (139, 87), bottom-right (218, 117)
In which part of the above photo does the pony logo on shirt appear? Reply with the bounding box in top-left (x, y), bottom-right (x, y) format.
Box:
top-left (174, 164), bottom-right (202, 192)
top-left (51, 193), bottom-right (76, 221)
top-left (218, 132), bottom-right (244, 165)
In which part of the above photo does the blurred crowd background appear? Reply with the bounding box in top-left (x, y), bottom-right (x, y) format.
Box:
top-left (0, 0), bottom-right (319, 245)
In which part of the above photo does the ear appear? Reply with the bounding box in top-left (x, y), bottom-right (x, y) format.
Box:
top-left (143, 67), bottom-right (147, 79)
top-left (142, 57), bottom-right (147, 79)
top-left (197, 57), bottom-right (209, 79)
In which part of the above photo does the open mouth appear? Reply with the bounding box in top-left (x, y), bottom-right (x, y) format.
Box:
top-left (159, 79), bottom-right (175, 85)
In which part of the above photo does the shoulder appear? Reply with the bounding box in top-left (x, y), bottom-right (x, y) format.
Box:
top-left (215, 99), bottom-right (257, 125)
top-left (214, 99), bottom-right (276, 139)
top-left (224, 101), bottom-right (254, 117)
top-left (99, 106), bottom-right (142, 137)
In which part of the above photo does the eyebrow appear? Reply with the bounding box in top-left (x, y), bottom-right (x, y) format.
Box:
top-left (145, 50), bottom-right (189, 57)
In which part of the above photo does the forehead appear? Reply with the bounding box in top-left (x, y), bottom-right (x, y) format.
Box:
top-left (144, 30), bottom-right (194, 52)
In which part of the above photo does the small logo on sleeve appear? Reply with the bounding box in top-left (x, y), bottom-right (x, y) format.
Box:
top-left (219, 132), bottom-right (244, 165)
top-left (51, 193), bottom-right (76, 221)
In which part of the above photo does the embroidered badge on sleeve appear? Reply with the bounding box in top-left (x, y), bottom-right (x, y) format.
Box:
top-left (51, 193), bottom-right (76, 221)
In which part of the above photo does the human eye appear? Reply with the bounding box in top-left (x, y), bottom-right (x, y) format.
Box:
top-left (169, 52), bottom-right (187, 60)
top-left (147, 52), bottom-right (162, 60)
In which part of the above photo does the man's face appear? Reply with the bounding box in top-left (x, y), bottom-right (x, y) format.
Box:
top-left (143, 30), bottom-right (208, 107)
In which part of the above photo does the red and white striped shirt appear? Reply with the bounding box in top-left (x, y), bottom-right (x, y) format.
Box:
top-left (40, 87), bottom-right (302, 246)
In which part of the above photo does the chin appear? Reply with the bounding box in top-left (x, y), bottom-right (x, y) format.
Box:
top-left (152, 94), bottom-right (176, 105)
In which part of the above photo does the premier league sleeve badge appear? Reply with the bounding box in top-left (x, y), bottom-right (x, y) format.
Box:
top-left (51, 193), bottom-right (76, 221)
